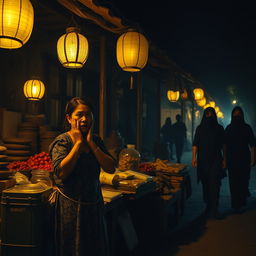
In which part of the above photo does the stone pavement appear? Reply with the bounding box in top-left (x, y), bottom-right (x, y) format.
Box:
top-left (133, 151), bottom-right (256, 256)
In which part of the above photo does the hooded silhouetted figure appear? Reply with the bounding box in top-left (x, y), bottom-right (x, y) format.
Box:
top-left (172, 114), bottom-right (187, 163)
top-left (224, 106), bottom-right (256, 213)
top-left (192, 107), bottom-right (225, 219)
top-left (161, 117), bottom-right (174, 160)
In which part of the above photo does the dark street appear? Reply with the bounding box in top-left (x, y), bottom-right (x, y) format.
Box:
top-left (133, 151), bottom-right (256, 256)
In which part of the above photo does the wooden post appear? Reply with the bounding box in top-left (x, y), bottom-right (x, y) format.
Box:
top-left (99, 36), bottom-right (106, 140)
top-left (136, 73), bottom-right (142, 152)
top-left (191, 100), bottom-right (195, 142)
top-left (157, 79), bottom-right (161, 141)
top-left (181, 100), bottom-right (185, 122)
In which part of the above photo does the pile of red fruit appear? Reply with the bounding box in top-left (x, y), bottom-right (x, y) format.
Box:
top-left (7, 152), bottom-right (53, 172)
top-left (138, 162), bottom-right (155, 172)
top-left (7, 161), bottom-right (30, 171)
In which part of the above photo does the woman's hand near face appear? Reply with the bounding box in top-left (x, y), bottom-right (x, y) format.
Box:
top-left (86, 120), bottom-right (94, 144)
top-left (69, 119), bottom-right (83, 145)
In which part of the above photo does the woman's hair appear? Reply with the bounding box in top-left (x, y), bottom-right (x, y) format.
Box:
top-left (200, 107), bottom-right (218, 126)
top-left (63, 97), bottom-right (94, 131)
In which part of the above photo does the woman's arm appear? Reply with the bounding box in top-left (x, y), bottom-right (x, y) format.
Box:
top-left (86, 124), bottom-right (115, 174)
top-left (59, 119), bottom-right (83, 180)
top-left (88, 141), bottom-right (116, 174)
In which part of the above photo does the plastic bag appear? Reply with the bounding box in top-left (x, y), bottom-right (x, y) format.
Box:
top-left (13, 172), bottom-right (31, 185)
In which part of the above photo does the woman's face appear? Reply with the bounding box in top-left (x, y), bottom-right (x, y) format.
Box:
top-left (67, 104), bottom-right (93, 133)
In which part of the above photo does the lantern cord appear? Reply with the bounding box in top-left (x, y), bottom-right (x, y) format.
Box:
top-left (67, 14), bottom-right (79, 28)
top-left (130, 73), bottom-right (134, 90)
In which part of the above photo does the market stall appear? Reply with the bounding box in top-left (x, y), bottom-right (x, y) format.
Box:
top-left (0, 143), bottom-right (191, 256)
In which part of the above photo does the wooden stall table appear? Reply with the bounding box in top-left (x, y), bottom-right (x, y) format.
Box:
top-left (102, 179), bottom-right (156, 256)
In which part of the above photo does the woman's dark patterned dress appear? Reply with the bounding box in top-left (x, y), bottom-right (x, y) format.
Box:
top-left (49, 133), bottom-right (109, 256)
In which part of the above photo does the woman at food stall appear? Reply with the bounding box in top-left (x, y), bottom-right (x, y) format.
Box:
top-left (224, 106), bottom-right (256, 213)
top-left (49, 97), bottom-right (115, 256)
top-left (192, 107), bottom-right (225, 219)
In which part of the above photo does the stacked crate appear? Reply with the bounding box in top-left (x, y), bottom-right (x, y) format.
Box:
top-left (0, 146), bottom-right (8, 171)
top-left (3, 138), bottom-right (32, 162)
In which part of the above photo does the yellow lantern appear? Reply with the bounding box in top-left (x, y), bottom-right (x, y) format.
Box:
top-left (181, 89), bottom-right (188, 100)
top-left (0, 0), bottom-right (34, 49)
top-left (23, 79), bottom-right (45, 101)
top-left (217, 111), bottom-right (224, 119)
top-left (196, 97), bottom-right (206, 107)
top-left (203, 104), bottom-right (211, 109)
top-left (116, 30), bottom-right (148, 72)
top-left (167, 90), bottom-right (180, 102)
top-left (215, 106), bottom-right (220, 114)
top-left (193, 88), bottom-right (204, 101)
top-left (57, 27), bottom-right (89, 68)
top-left (209, 101), bottom-right (216, 108)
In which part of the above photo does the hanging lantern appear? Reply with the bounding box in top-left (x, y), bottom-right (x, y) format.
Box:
top-left (167, 90), bottom-right (180, 102)
top-left (57, 27), bottom-right (89, 68)
top-left (193, 88), bottom-right (204, 101)
top-left (203, 104), bottom-right (211, 109)
top-left (217, 111), bottom-right (224, 119)
top-left (116, 29), bottom-right (148, 88)
top-left (209, 101), bottom-right (216, 108)
top-left (181, 89), bottom-right (188, 100)
top-left (215, 106), bottom-right (220, 114)
top-left (196, 97), bottom-right (206, 107)
top-left (23, 79), bottom-right (45, 101)
top-left (0, 0), bottom-right (34, 49)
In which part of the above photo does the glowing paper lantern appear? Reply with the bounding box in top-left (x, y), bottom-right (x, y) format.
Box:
top-left (23, 79), bottom-right (45, 100)
top-left (116, 30), bottom-right (148, 72)
top-left (57, 27), bottom-right (89, 68)
top-left (217, 111), bottom-right (224, 119)
top-left (0, 0), bottom-right (34, 49)
top-left (181, 89), bottom-right (188, 100)
top-left (193, 88), bottom-right (204, 101)
top-left (215, 106), bottom-right (220, 114)
top-left (209, 101), bottom-right (216, 108)
top-left (203, 104), bottom-right (211, 109)
top-left (116, 30), bottom-right (148, 88)
top-left (196, 97), bottom-right (206, 107)
top-left (167, 90), bottom-right (180, 102)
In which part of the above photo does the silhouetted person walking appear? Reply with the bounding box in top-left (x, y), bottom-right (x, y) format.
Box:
top-left (224, 106), bottom-right (256, 213)
top-left (172, 114), bottom-right (187, 163)
top-left (192, 107), bottom-right (225, 219)
top-left (160, 117), bottom-right (174, 160)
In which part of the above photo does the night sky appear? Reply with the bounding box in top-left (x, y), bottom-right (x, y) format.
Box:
top-left (109, 0), bottom-right (256, 127)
